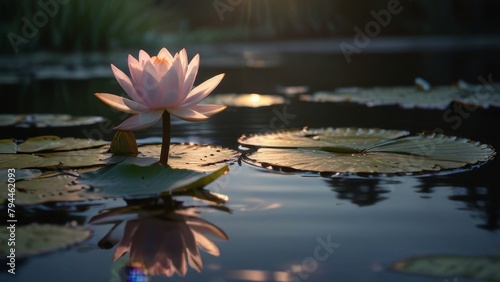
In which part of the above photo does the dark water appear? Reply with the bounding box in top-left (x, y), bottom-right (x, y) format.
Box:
top-left (1, 49), bottom-right (499, 281)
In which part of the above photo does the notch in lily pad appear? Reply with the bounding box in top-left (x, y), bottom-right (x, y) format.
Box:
top-left (239, 127), bottom-right (496, 175)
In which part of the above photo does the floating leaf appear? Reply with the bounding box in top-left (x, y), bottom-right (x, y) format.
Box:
top-left (0, 143), bottom-right (237, 171)
top-left (0, 223), bottom-right (91, 258)
top-left (303, 79), bottom-right (500, 109)
top-left (0, 154), bottom-right (60, 169)
top-left (12, 136), bottom-right (109, 153)
top-left (111, 143), bottom-right (238, 172)
top-left (0, 169), bottom-right (42, 183)
top-left (0, 115), bottom-right (22, 127)
top-left (0, 114), bottom-right (105, 128)
top-left (391, 255), bottom-right (500, 281)
top-left (54, 138), bottom-right (110, 151)
top-left (0, 147), bottom-right (112, 169)
top-left (2, 172), bottom-right (98, 205)
top-left (78, 162), bottom-right (229, 198)
top-left (17, 136), bottom-right (65, 153)
top-left (239, 128), bottom-right (409, 150)
top-left (240, 128), bottom-right (495, 175)
top-left (203, 93), bottom-right (286, 107)
top-left (0, 139), bottom-right (17, 154)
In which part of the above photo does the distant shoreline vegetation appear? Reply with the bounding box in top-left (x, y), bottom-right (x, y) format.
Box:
top-left (1, 0), bottom-right (500, 54)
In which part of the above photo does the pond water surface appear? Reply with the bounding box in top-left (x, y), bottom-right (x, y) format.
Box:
top-left (1, 48), bottom-right (499, 282)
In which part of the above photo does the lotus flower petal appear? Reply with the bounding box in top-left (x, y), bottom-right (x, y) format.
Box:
top-left (181, 54), bottom-right (200, 102)
top-left (115, 110), bottom-right (163, 131)
top-left (182, 74), bottom-right (225, 108)
top-left (96, 48), bottom-right (226, 131)
top-left (138, 49), bottom-right (150, 63)
top-left (158, 47), bottom-right (174, 63)
top-left (110, 64), bottom-right (145, 104)
top-left (128, 55), bottom-right (143, 87)
top-left (94, 93), bottom-right (147, 114)
top-left (178, 48), bottom-right (188, 77)
top-left (159, 66), bottom-right (179, 108)
top-left (167, 107), bottom-right (208, 121)
top-left (141, 61), bottom-right (162, 105)
top-left (193, 231), bottom-right (220, 256)
top-left (190, 104), bottom-right (227, 117)
top-left (112, 222), bottom-right (140, 261)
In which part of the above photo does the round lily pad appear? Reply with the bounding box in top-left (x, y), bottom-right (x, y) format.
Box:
top-left (239, 127), bottom-right (409, 151)
top-left (0, 223), bottom-right (91, 258)
top-left (303, 79), bottom-right (500, 109)
top-left (239, 128), bottom-right (495, 175)
top-left (0, 169), bottom-right (42, 183)
top-left (203, 93), bottom-right (286, 107)
top-left (0, 139), bottom-right (17, 154)
top-left (15, 136), bottom-right (110, 153)
top-left (110, 143), bottom-right (239, 172)
top-left (77, 162), bottom-right (229, 199)
top-left (0, 114), bottom-right (105, 128)
top-left (391, 255), bottom-right (500, 281)
top-left (2, 172), bottom-right (98, 205)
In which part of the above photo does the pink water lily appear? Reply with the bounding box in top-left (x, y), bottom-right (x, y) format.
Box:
top-left (95, 48), bottom-right (226, 164)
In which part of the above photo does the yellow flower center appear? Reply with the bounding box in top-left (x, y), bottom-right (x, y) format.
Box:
top-left (152, 56), bottom-right (168, 64)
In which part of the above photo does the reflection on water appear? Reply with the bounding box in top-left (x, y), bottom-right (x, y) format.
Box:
top-left (415, 165), bottom-right (500, 231)
top-left (325, 178), bottom-right (398, 207)
top-left (90, 195), bottom-right (229, 279)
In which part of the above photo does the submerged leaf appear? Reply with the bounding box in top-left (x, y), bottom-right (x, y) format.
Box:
top-left (240, 128), bottom-right (495, 175)
top-left (0, 224), bottom-right (91, 258)
top-left (391, 255), bottom-right (500, 281)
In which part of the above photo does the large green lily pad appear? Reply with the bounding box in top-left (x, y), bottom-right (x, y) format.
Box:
top-left (239, 128), bottom-right (495, 175)
top-left (0, 169), bottom-right (42, 183)
top-left (303, 79), bottom-right (500, 109)
top-left (0, 223), bottom-right (91, 258)
top-left (1, 164), bottom-right (230, 205)
top-left (78, 162), bottom-right (229, 198)
top-left (0, 139), bottom-right (17, 153)
top-left (391, 255), bottom-right (500, 281)
top-left (0, 141), bottom-right (237, 171)
top-left (11, 172), bottom-right (99, 205)
top-left (132, 143), bottom-right (239, 171)
top-left (0, 135), bottom-right (236, 205)
top-left (239, 128), bottom-right (409, 150)
top-left (13, 136), bottom-right (110, 153)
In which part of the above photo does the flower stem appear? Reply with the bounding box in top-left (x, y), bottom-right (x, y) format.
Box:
top-left (159, 110), bottom-right (171, 165)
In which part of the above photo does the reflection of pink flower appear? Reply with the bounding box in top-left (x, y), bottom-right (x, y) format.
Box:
top-left (95, 48), bottom-right (226, 131)
top-left (110, 209), bottom-right (228, 277)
